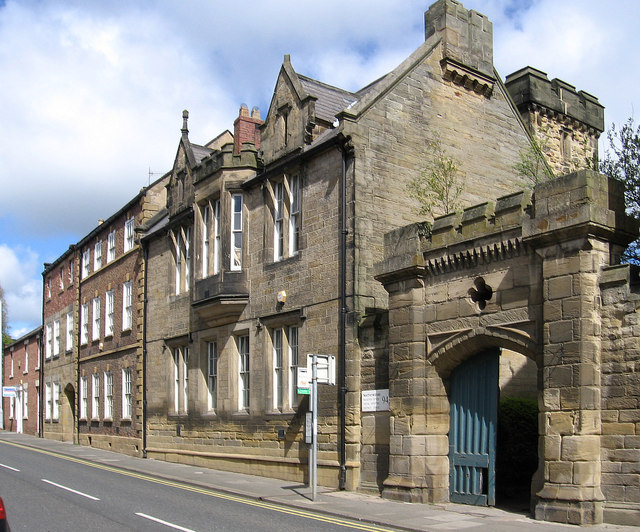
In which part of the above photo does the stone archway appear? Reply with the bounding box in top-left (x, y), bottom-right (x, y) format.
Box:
top-left (61, 383), bottom-right (75, 442)
top-left (375, 171), bottom-right (639, 525)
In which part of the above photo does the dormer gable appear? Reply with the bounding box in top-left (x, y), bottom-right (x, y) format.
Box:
top-left (260, 55), bottom-right (319, 165)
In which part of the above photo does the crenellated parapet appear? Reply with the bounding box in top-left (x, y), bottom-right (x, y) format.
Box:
top-left (505, 67), bottom-right (604, 134)
top-left (193, 142), bottom-right (262, 184)
top-left (377, 189), bottom-right (533, 282)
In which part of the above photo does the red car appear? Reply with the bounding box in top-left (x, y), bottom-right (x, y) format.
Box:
top-left (0, 497), bottom-right (9, 532)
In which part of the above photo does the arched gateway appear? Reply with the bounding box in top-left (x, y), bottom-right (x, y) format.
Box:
top-left (375, 170), bottom-right (639, 525)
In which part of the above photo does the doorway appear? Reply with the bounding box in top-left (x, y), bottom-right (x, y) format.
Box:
top-left (449, 348), bottom-right (499, 506)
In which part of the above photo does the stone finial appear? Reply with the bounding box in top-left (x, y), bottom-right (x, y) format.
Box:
top-left (181, 109), bottom-right (189, 137)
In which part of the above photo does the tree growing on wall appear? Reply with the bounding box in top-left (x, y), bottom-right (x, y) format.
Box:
top-left (0, 283), bottom-right (11, 346)
top-left (515, 128), bottom-right (555, 188)
top-left (600, 118), bottom-right (640, 263)
top-left (407, 136), bottom-right (463, 218)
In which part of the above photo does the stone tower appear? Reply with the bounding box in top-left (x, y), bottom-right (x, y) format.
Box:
top-left (505, 66), bottom-right (604, 176)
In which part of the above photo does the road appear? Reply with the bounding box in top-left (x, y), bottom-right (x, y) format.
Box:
top-left (0, 439), bottom-right (395, 531)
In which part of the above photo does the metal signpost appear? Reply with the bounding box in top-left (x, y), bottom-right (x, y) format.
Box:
top-left (306, 353), bottom-right (335, 501)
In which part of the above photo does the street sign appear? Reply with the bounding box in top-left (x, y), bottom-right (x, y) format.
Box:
top-left (306, 354), bottom-right (335, 385)
top-left (362, 389), bottom-right (390, 412)
top-left (2, 386), bottom-right (18, 398)
top-left (297, 367), bottom-right (310, 394)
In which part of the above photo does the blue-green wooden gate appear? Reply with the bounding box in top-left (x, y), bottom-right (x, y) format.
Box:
top-left (449, 349), bottom-right (499, 506)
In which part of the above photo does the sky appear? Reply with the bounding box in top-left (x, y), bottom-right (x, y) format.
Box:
top-left (0, 0), bottom-right (638, 339)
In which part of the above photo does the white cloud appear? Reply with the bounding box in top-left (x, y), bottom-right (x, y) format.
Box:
top-left (0, 0), bottom-right (638, 335)
top-left (0, 245), bottom-right (42, 337)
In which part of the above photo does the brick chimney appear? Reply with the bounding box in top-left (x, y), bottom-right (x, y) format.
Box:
top-left (234, 105), bottom-right (263, 154)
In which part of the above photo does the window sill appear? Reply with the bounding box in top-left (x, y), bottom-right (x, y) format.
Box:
top-left (264, 253), bottom-right (302, 271)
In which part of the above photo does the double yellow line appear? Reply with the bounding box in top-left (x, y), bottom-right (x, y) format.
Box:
top-left (0, 439), bottom-right (398, 532)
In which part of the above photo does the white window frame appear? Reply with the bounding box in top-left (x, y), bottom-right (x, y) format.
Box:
top-left (23, 345), bottom-right (29, 374)
top-left (53, 319), bottom-right (60, 357)
top-left (94, 240), bottom-right (102, 270)
top-left (68, 260), bottom-right (74, 284)
top-left (289, 175), bottom-right (300, 255)
top-left (273, 181), bottom-right (284, 261)
top-left (80, 376), bottom-right (88, 420)
top-left (207, 341), bottom-right (218, 411)
top-left (9, 352), bottom-right (13, 377)
top-left (231, 194), bottom-right (243, 271)
top-left (124, 217), bottom-right (135, 252)
top-left (45, 382), bottom-right (52, 421)
top-left (81, 303), bottom-right (89, 345)
top-left (213, 199), bottom-right (221, 275)
top-left (183, 348), bottom-right (189, 414)
top-left (288, 326), bottom-right (299, 407)
top-left (82, 249), bottom-right (91, 279)
top-left (122, 368), bottom-right (132, 419)
top-left (52, 382), bottom-right (60, 421)
top-left (122, 281), bottom-right (133, 330)
top-left (46, 278), bottom-right (51, 299)
top-left (22, 384), bottom-right (28, 419)
top-left (105, 290), bottom-right (115, 336)
top-left (45, 323), bottom-right (52, 359)
top-left (66, 311), bottom-right (74, 351)
top-left (107, 230), bottom-right (116, 262)
top-left (202, 203), bottom-right (210, 278)
top-left (273, 328), bottom-right (283, 410)
top-left (184, 227), bottom-right (191, 290)
top-left (104, 372), bottom-right (113, 419)
top-left (92, 374), bottom-right (100, 419)
top-left (173, 348), bottom-right (180, 413)
top-left (59, 269), bottom-right (64, 291)
top-left (238, 335), bottom-right (250, 411)
top-left (173, 227), bottom-right (191, 295)
top-left (92, 297), bottom-right (101, 341)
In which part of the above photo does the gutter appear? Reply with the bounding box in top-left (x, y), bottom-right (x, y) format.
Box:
top-left (338, 137), bottom-right (352, 490)
top-left (142, 243), bottom-right (149, 458)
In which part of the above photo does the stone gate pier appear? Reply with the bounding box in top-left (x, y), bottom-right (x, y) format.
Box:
top-left (375, 170), bottom-right (640, 525)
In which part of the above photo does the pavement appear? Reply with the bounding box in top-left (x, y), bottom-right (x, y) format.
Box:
top-left (0, 430), bottom-right (637, 531)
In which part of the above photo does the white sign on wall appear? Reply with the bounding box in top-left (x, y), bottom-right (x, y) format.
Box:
top-left (361, 389), bottom-right (390, 412)
top-left (2, 386), bottom-right (18, 398)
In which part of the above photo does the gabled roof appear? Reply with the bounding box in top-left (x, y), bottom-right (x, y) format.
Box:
top-left (191, 143), bottom-right (214, 164)
top-left (298, 75), bottom-right (357, 124)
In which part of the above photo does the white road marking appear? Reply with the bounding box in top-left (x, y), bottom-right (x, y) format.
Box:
top-left (0, 463), bottom-right (20, 471)
top-left (41, 478), bottom-right (100, 500)
top-left (135, 512), bottom-right (197, 532)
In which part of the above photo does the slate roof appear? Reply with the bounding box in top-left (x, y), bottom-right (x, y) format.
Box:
top-left (191, 143), bottom-right (214, 163)
top-left (298, 74), bottom-right (358, 124)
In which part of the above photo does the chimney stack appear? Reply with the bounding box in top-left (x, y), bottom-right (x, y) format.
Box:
top-left (425, 0), bottom-right (493, 78)
top-left (234, 104), bottom-right (263, 154)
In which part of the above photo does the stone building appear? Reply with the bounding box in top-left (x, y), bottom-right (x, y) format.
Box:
top-left (74, 179), bottom-right (167, 455)
top-left (36, 0), bottom-right (639, 526)
top-left (505, 66), bottom-right (604, 177)
top-left (375, 170), bottom-right (639, 525)
top-left (141, 0), bottom-right (604, 507)
top-left (43, 247), bottom-right (78, 441)
top-left (2, 327), bottom-right (42, 435)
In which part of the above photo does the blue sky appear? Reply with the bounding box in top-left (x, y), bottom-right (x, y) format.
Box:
top-left (1, 0), bottom-right (639, 338)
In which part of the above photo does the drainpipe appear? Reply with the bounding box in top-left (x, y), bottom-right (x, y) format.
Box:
top-left (338, 139), bottom-right (350, 490)
top-left (76, 254), bottom-right (82, 445)
top-left (142, 243), bottom-right (149, 458)
top-left (40, 272), bottom-right (46, 438)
